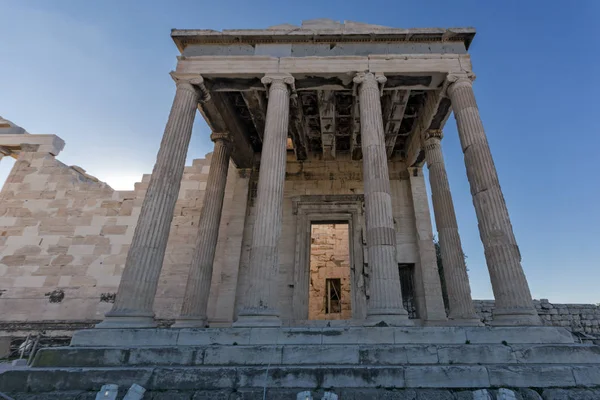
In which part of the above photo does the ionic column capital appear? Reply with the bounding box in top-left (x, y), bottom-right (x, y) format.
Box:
top-left (353, 72), bottom-right (386, 96)
top-left (262, 73), bottom-right (295, 95)
top-left (424, 129), bottom-right (444, 142)
top-left (446, 72), bottom-right (476, 96)
top-left (169, 72), bottom-right (210, 102)
top-left (210, 132), bottom-right (232, 144)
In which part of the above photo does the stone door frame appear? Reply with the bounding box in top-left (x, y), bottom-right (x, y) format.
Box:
top-left (291, 195), bottom-right (366, 322)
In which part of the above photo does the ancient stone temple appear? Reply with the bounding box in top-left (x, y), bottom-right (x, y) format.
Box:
top-left (1, 20), bottom-right (600, 399)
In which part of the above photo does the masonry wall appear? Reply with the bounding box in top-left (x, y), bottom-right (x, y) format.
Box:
top-left (234, 153), bottom-right (421, 322)
top-left (0, 148), bottom-right (249, 324)
top-left (308, 223), bottom-right (352, 320)
top-left (474, 300), bottom-right (600, 337)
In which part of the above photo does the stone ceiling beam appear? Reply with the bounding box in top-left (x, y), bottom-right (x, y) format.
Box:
top-left (383, 90), bottom-right (410, 158)
top-left (241, 90), bottom-right (267, 142)
top-left (199, 92), bottom-right (255, 168)
top-left (318, 90), bottom-right (336, 160)
top-left (350, 93), bottom-right (361, 160)
top-left (289, 95), bottom-right (309, 161)
top-left (405, 88), bottom-right (449, 167)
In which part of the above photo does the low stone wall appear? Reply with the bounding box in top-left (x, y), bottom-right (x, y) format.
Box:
top-left (475, 299), bottom-right (600, 337)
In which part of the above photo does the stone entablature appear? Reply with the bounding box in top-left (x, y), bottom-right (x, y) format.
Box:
top-left (172, 20), bottom-right (475, 54)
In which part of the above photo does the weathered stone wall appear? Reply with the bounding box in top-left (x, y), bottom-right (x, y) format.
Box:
top-left (234, 153), bottom-right (421, 321)
top-left (475, 299), bottom-right (600, 336)
top-left (0, 148), bottom-right (249, 324)
top-left (0, 148), bottom-right (429, 326)
top-left (308, 223), bottom-right (351, 320)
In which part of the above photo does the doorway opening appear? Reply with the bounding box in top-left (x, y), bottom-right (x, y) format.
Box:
top-left (399, 263), bottom-right (417, 319)
top-left (308, 223), bottom-right (352, 320)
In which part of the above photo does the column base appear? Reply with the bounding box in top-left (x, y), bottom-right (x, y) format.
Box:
top-left (490, 308), bottom-right (542, 326)
top-left (171, 316), bottom-right (208, 328)
top-left (364, 314), bottom-right (414, 327)
top-left (95, 315), bottom-right (157, 329)
top-left (233, 315), bottom-right (282, 327)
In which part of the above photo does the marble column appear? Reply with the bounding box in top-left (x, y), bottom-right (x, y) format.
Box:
top-left (407, 167), bottom-right (448, 323)
top-left (173, 133), bottom-right (232, 328)
top-left (354, 72), bottom-right (410, 325)
top-left (423, 129), bottom-right (480, 324)
top-left (235, 74), bottom-right (293, 327)
top-left (97, 77), bottom-right (203, 328)
top-left (447, 73), bottom-right (540, 326)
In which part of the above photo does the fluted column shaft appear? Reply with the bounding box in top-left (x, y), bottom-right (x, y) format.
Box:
top-left (236, 74), bottom-right (293, 327)
top-left (354, 72), bottom-right (409, 325)
top-left (447, 74), bottom-right (540, 325)
top-left (98, 79), bottom-right (201, 328)
top-left (174, 133), bottom-right (232, 327)
top-left (424, 131), bottom-right (479, 322)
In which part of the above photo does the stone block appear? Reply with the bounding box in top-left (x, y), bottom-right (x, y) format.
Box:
top-left (0, 369), bottom-right (29, 392)
top-left (282, 345), bottom-right (359, 364)
top-left (359, 345), bottom-right (438, 365)
top-left (437, 345), bottom-right (515, 364)
top-left (12, 358), bottom-right (28, 366)
top-left (321, 327), bottom-right (394, 344)
top-left (149, 391), bottom-right (195, 400)
top-left (0, 337), bottom-right (11, 359)
top-left (129, 347), bottom-right (196, 366)
top-left (258, 328), bottom-right (323, 345)
top-left (204, 345), bottom-right (282, 365)
top-left (237, 366), bottom-right (318, 388)
top-left (513, 344), bottom-right (600, 364)
top-left (487, 365), bottom-right (576, 387)
top-left (394, 328), bottom-right (466, 344)
top-left (101, 225), bottom-right (128, 235)
top-left (24, 368), bottom-right (153, 392)
top-left (149, 367), bottom-right (236, 390)
top-left (321, 367), bottom-right (404, 388)
top-left (67, 245), bottom-right (95, 255)
top-left (464, 326), bottom-right (573, 344)
top-left (572, 366), bottom-right (600, 386)
top-left (404, 366), bottom-right (489, 388)
top-left (71, 329), bottom-right (179, 347)
top-left (13, 276), bottom-right (46, 288)
top-left (177, 328), bottom-right (251, 346)
top-left (541, 388), bottom-right (600, 400)
top-left (33, 347), bottom-right (127, 367)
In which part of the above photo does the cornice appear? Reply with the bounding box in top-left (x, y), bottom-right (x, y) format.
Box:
top-left (171, 27), bottom-right (476, 52)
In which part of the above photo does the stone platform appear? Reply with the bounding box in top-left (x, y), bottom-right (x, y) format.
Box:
top-left (1, 327), bottom-right (600, 399)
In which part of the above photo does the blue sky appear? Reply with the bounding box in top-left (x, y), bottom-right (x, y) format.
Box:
top-left (0, 0), bottom-right (598, 303)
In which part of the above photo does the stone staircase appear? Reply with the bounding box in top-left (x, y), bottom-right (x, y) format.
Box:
top-left (1, 326), bottom-right (600, 399)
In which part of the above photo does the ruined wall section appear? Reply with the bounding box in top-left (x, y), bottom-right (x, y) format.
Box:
top-left (475, 299), bottom-right (600, 338)
top-left (0, 149), bottom-right (245, 323)
top-left (235, 154), bottom-right (418, 322)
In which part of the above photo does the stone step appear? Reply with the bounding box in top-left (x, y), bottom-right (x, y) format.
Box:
top-left (1, 364), bottom-right (599, 393)
top-left (32, 343), bottom-right (600, 368)
top-left (69, 326), bottom-right (575, 347)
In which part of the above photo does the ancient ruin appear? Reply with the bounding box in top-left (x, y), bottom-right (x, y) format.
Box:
top-left (1, 19), bottom-right (599, 399)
